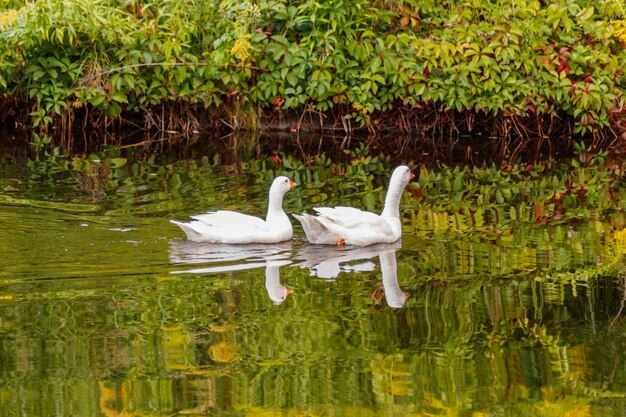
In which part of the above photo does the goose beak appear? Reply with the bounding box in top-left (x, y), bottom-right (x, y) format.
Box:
top-left (286, 287), bottom-right (294, 295)
top-left (409, 172), bottom-right (415, 180)
top-left (290, 180), bottom-right (297, 188)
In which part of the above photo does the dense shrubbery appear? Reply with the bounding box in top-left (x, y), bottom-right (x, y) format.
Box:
top-left (0, 0), bottom-right (624, 141)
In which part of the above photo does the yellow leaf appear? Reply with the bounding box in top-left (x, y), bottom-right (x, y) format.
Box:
top-left (209, 342), bottom-right (239, 363)
top-left (257, 359), bottom-right (287, 367)
top-left (0, 9), bottom-right (19, 30)
top-left (209, 323), bottom-right (236, 333)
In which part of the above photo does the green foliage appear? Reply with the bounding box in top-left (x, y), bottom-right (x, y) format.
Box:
top-left (0, 0), bottom-right (624, 136)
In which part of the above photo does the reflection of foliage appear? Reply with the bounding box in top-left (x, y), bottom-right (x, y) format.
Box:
top-left (409, 155), bottom-right (624, 237)
top-left (370, 354), bottom-right (414, 400)
top-left (99, 381), bottom-right (140, 417)
top-left (609, 228), bottom-right (626, 255)
top-left (3, 148), bottom-right (626, 415)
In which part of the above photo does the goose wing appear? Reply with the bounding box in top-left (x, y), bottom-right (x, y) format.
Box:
top-left (313, 206), bottom-right (392, 234)
top-left (192, 210), bottom-right (269, 231)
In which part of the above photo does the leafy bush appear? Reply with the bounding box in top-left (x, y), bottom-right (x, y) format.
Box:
top-left (0, 0), bottom-right (624, 139)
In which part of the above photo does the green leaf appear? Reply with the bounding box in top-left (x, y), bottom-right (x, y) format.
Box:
top-left (272, 35), bottom-right (289, 45)
top-left (111, 93), bottom-right (128, 104)
top-left (371, 57), bottom-right (381, 74)
top-left (106, 102), bottom-right (122, 117)
top-left (577, 6), bottom-right (594, 21)
top-left (286, 72), bottom-right (298, 87)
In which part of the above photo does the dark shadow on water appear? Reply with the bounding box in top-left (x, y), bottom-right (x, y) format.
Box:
top-left (0, 128), bottom-right (592, 166)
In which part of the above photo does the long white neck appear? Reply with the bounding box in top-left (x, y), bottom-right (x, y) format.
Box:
top-left (381, 179), bottom-right (405, 219)
top-left (266, 190), bottom-right (286, 222)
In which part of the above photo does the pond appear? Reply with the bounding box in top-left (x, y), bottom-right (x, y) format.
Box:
top-left (1, 140), bottom-right (626, 416)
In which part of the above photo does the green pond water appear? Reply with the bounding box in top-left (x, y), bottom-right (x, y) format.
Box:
top-left (1, 144), bottom-right (626, 416)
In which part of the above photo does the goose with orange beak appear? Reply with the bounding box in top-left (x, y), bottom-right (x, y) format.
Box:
top-left (294, 166), bottom-right (414, 247)
top-left (171, 176), bottom-right (297, 243)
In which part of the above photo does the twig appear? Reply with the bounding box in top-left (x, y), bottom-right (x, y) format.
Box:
top-left (115, 136), bottom-right (179, 149)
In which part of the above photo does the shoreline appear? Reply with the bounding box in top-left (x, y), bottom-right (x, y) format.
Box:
top-left (1, 126), bottom-right (622, 167)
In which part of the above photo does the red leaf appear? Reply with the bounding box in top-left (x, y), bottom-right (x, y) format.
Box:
top-left (407, 187), bottom-right (425, 199)
top-left (556, 64), bottom-right (570, 76)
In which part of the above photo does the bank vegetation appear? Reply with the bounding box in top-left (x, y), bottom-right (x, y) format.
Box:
top-left (0, 0), bottom-right (625, 149)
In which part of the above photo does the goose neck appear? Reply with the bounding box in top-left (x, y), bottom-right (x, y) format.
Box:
top-left (266, 192), bottom-right (285, 221)
top-left (381, 182), bottom-right (404, 218)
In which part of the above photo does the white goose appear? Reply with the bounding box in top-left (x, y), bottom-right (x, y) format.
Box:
top-left (170, 176), bottom-right (296, 243)
top-left (293, 165), bottom-right (414, 246)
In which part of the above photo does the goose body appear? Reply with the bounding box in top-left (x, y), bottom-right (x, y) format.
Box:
top-left (293, 166), bottom-right (413, 246)
top-left (171, 176), bottom-right (296, 244)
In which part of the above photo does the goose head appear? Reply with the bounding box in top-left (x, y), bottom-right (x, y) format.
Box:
top-left (267, 176), bottom-right (297, 220)
top-left (269, 176), bottom-right (297, 196)
top-left (390, 165), bottom-right (414, 188)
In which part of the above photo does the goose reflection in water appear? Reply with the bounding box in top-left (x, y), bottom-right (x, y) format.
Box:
top-left (295, 241), bottom-right (409, 308)
top-left (295, 241), bottom-right (401, 279)
top-left (264, 260), bottom-right (293, 305)
top-left (168, 241), bottom-right (293, 305)
top-left (379, 249), bottom-right (410, 309)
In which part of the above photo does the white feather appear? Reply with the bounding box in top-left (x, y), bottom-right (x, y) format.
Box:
top-left (293, 165), bottom-right (413, 246)
top-left (170, 176), bottom-right (296, 244)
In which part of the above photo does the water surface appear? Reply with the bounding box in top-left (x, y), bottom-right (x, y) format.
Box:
top-left (1, 145), bottom-right (626, 416)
